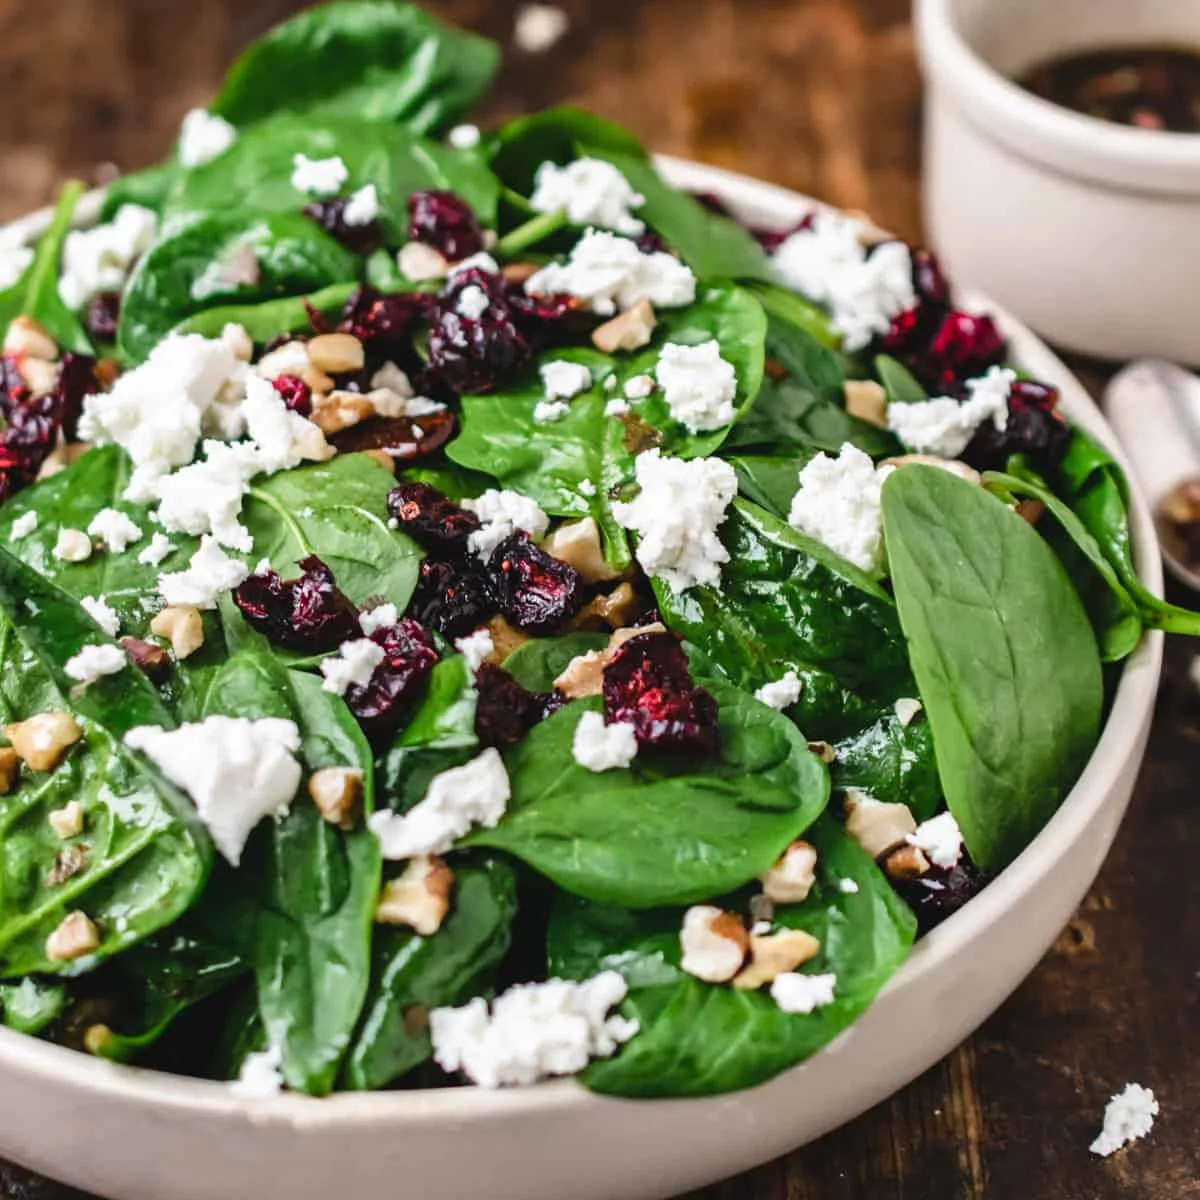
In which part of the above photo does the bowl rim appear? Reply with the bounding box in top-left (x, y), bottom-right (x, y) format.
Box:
top-left (0, 158), bottom-right (1164, 1126)
top-left (915, 0), bottom-right (1200, 195)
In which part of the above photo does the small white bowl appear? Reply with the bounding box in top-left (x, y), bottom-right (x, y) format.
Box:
top-left (917, 0), bottom-right (1200, 365)
top-left (0, 162), bottom-right (1164, 1200)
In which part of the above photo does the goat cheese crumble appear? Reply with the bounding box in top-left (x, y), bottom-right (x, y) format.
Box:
top-left (540, 359), bottom-right (592, 400)
top-left (320, 638), bottom-right (385, 696)
top-left (1090, 1083), bottom-right (1159, 1157)
top-left (771, 971), bottom-right (837, 1014)
top-left (755, 669), bottom-right (802, 710)
top-left (456, 284), bottom-right (491, 319)
top-left (455, 627), bottom-right (494, 671)
top-left (887, 366), bottom-right (1014, 459)
top-left (10, 511), bottom-right (38, 539)
top-left (614, 449), bottom-right (737, 592)
top-left (624, 373), bottom-right (655, 401)
top-left (124, 716), bottom-right (302, 866)
top-left (788, 442), bottom-right (891, 575)
top-left (137, 532), bottom-right (174, 567)
top-left (157, 536), bottom-right (249, 609)
top-left (80, 595), bottom-right (120, 638)
top-left (572, 710), bottom-right (638, 772)
top-left (530, 158), bottom-right (646, 236)
top-left (430, 971), bottom-right (637, 1088)
top-left (906, 811), bottom-right (963, 869)
top-left (58, 204), bottom-right (158, 310)
top-left (86, 508), bottom-right (143, 553)
top-left (342, 184), bottom-right (380, 227)
top-left (448, 123), bottom-right (481, 150)
top-left (369, 747), bottom-right (510, 859)
top-left (838, 878), bottom-right (860, 895)
top-left (64, 643), bottom-right (127, 687)
top-left (178, 108), bottom-right (237, 168)
top-left (290, 153), bottom-right (349, 196)
top-left (654, 340), bottom-right (737, 433)
top-left (359, 603), bottom-right (398, 637)
top-left (533, 399), bottom-right (570, 424)
top-left (229, 1044), bottom-right (284, 1100)
top-left (464, 489), bottom-right (550, 559)
top-left (0, 237), bottom-right (32, 291)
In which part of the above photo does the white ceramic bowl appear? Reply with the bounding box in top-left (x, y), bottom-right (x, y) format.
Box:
top-left (0, 161), bottom-right (1164, 1200)
top-left (917, 0), bottom-right (1200, 365)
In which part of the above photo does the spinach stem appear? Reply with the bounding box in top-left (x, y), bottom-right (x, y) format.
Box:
top-left (494, 209), bottom-right (567, 258)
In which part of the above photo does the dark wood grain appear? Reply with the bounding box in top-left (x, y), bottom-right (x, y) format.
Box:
top-left (0, 3), bottom-right (1196, 1198)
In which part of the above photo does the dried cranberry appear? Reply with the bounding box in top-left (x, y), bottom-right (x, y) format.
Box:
top-left (603, 631), bottom-right (719, 755)
top-left (891, 857), bottom-right (986, 936)
top-left (407, 190), bottom-right (484, 262)
top-left (272, 374), bottom-right (313, 417)
top-left (408, 557), bottom-right (497, 639)
top-left (486, 532), bottom-right (583, 635)
top-left (918, 311), bottom-right (1005, 393)
top-left (427, 307), bottom-right (530, 395)
top-left (961, 378), bottom-right (1070, 472)
top-left (119, 636), bottom-right (171, 683)
top-left (53, 353), bottom-right (98, 441)
top-left (634, 230), bottom-right (669, 255)
top-left (387, 482), bottom-right (480, 554)
top-left (338, 287), bottom-right (430, 360)
top-left (473, 662), bottom-right (554, 749)
top-left (83, 291), bottom-right (121, 343)
top-left (910, 249), bottom-right (950, 308)
top-left (0, 392), bottom-right (58, 492)
top-left (753, 211), bottom-right (815, 254)
top-left (690, 191), bottom-right (734, 217)
top-left (0, 354), bottom-right (28, 418)
top-left (303, 198), bottom-right (384, 256)
top-left (232, 556), bottom-right (360, 652)
top-left (345, 617), bottom-right (439, 745)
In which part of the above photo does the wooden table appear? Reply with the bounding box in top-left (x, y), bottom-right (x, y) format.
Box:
top-left (0, 2), bottom-right (1197, 1197)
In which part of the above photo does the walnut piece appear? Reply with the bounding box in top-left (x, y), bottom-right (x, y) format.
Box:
top-left (843, 379), bottom-right (888, 428)
top-left (0, 746), bottom-right (19, 795)
top-left (310, 390), bottom-right (375, 435)
top-left (4, 315), bottom-right (57, 361)
top-left (883, 843), bottom-right (931, 880)
top-left (759, 840), bottom-right (818, 904)
top-left (679, 905), bottom-right (748, 983)
top-left (375, 855), bottom-right (455, 936)
top-left (308, 767), bottom-right (364, 830)
top-left (592, 300), bottom-right (657, 353)
top-left (844, 789), bottom-right (917, 859)
top-left (48, 800), bottom-right (85, 839)
top-left (732, 928), bottom-right (822, 991)
top-left (6, 712), bottom-right (83, 772)
top-left (45, 912), bottom-right (100, 962)
top-left (307, 333), bottom-right (366, 375)
top-left (398, 242), bottom-right (449, 282)
top-left (150, 605), bottom-right (205, 660)
top-left (53, 528), bottom-right (93, 563)
top-left (483, 615), bottom-right (530, 664)
top-left (553, 622), bottom-right (668, 699)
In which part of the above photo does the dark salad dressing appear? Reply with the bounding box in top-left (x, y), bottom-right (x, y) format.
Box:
top-left (1018, 45), bottom-right (1200, 132)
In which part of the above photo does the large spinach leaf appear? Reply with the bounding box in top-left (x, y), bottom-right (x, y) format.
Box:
top-left (882, 465), bottom-right (1103, 870)
top-left (547, 817), bottom-right (915, 1097)
top-left (171, 282), bottom-right (357, 343)
top-left (0, 978), bottom-right (67, 1034)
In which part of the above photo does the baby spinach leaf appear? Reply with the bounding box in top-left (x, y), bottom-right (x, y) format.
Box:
top-left (0, 181), bottom-right (92, 353)
top-left (341, 857), bottom-right (518, 1091)
top-left (503, 632), bottom-right (608, 690)
top-left (547, 818), bottom-right (916, 1097)
top-left (171, 282), bottom-right (357, 343)
top-left (117, 211), bottom-right (361, 363)
top-left (745, 280), bottom-right (840, 350)
top-left (729, 453), bottom-right (812, 520)
top-left (99, 162), bottom-right (179, 221)
top-left (882, 465), bottom-right (1104, 871)
top-left (211, 2), bottom-right (499, 135)
top-left (875, 354), bottom-right (928, 405)
top-left (468, 673), bottom-right (829, 908)
top-left (0, 978), bottom-right (67, 1035)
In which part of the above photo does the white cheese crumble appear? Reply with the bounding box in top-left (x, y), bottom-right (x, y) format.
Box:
top-left (0, 237), bottom-right (32, 291)
top-left (1090, 1083), bottom-right (1159, 1157)
top-left (624, 374), bottom-right (655, 401)
top-left (755, 669), bottom-right (802, 710)
top-left (513, 2), bottom-right (570, 53)
top-left (571, 710), bottom-right (638, 772)
top-left (240, 374), bottom-right (332, 473)
top-left (369, 747), bottom-right (510, 859)
top-left (525, 229), bottom-right (696, 317)
top-left (157, 536), bottom-right (249, 609)
top-left (680, 905), bottom-right (746, 982)
top-left (887, 366), bottom-right (1014, 459)
top-left (540, 359), bottom-right (592, 400)
top-left (290, 153), bottom-right (349, 196)
top-left (464, 489), bottom-right (550, 559)
top-left (86, 508), bottom-right (143, 553)
top-left (654, 340), bottom-right (737, 433)
top-left (771, 971), bottom-right (838, 1014)
top-left (448, 251), bottom-right (499, 278)
top-left (137, 532), bottom-right (174, 567)
top-left (838, 878), bottom-right (860, 895)
top-left (58, 204), bottom-right (158, 310)
top-left (456, 284), bottom-right (491, 319)
top-left (788, 442), bottom-right (891, 575)
top-left (578, 478), bottom-right (597, 498)
top-left (320, 638), bottom-right (385, 696)
top-left (124, 716), bottom-right (302, 866)
top-left (906, 812), bottom-right (963, 870)
top-left (430, 971), bottom-right (636, 1088)
top-left (80, 595), bottom-right (120, 638)
top-left (448, 123), bottom-right (481, 150)
top-left (53, 528), bottom-right (92, 563)
top-left (771, 211), bottom-right (915, 351)
top-left (893, 697), bottom-right (923, 726)
top-left (359, 603), bottom-right (399, 636)
top-left (9, 511), bottom-right (38, 539)
top-left (153, 440), bottom-right (260, 551)
top-left (64, 643), bottom-right (127, 687)
top-left (455, 627), bottom-right (494, 671)
top-left (613, 449), bottom-right (736, 592)
top-left (533, 399), bottom-right (570, 424)
top-left (530, 158), bottom-right (646, 236)
top-left (178, 108), bottom-right (237, 168)
top-left (229, 1044), bottom-right (284, 1100)
top-left (342, 184), bottom-right (380, 227)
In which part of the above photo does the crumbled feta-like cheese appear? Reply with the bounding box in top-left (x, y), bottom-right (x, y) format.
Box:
top-left (448, 123), bottom-right (481, 150)
top-left (614, 449), bottom-right (736, 592)
top-left (291, 153), bottom-right (349, 196)
top-left (64, 643), bottom-right (127, 686)
top-left (229, 1044), bottom-right (284, 1100)
top-left (530, 158), bottom-right (645, 236)
top-left (604, 397), bottom-right (629, 417)
top-left (178, 108), bottom-right (237, 168)
top-left (370, 362), bottom-right (413, 398)
top-left (456, 284), bottom-right (491, 320)
top-left (320, 638), bottom-right (385, 696)
top-left (838, 878), bottom-right (860, 895)
top-left (137, 532), bottom-right (174, 567)
top-left (0, 238), bottom-right (32, 291)
top-left (755, 669), bottom-right (802, 710)
top-left (572, 710), bottom-right (638, 772)
top-left (430, 971), bottom-right (636, 1088)
top-left (654, 340), bottom-right (737, 433)
top-left (80, 595), bottom-right (120, 638)
top-left (771, 211), bottom-right (915, 351)
top-left (9, 511), bottom-right (38, 539)
top-left (240, 374), bottom-right (332, 473)
top-left (464, 488), bottom-right (550, 558)
top-left (513, 2), bottom-right (570, 53)
top-left (342, 184), bottom-right (380, 227)
top-left (887, 366), bottom-right (1014, 459)
top-left (1090, 1083), bottom-right (1159, 1157)
top-left (624, 374), bottom-right (655, 401)
top-left (893, 697), bottom-right (923, 726)
top-left (578, 478), bottom-right (597, 498)
top-left (448, 251), bottom-right (499, 278)
top-left (455, 627), bottom-right (494, 671)
top-left (788, 443), bottom-right (891, 575)
top-left (680, 905), bottom-right (747, 982)
top-left (221, 322), bottom-right (254, 362)
top-left (359, 603), bottom-right (398, 637)
top-left (533, 399), bottom-right (570, 424)
top-left (369, 748), bottom-right (510, 859)
top-left (86, 508), bottom-right (143, 553)
top-left (771, 971), bottom-right (837, 1014)
top-left (525, 229), bottom-right (696, 317)
top-left (153, 440), bottom-right (260, 551)
top-left (397, 240), bottom-right (450, 283)
top-left (59, 204), bottom-right (158, 310)
top-left (906, 812), bottom-right (963, 870)
top-left (541, 359), bottom-right (592, 400)
top-left (124, 715), bottom-right (302, 865)
top-left (157, 536), bottom-right (249, 609)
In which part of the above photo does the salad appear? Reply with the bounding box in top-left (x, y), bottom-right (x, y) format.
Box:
top-left (0, 1), bottom-right (1195, 1102)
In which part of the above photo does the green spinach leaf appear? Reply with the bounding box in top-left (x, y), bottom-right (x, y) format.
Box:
top-left (0, 978), bottom-right (68, 1034)
top-left (503, 632), bottom-right (608, 690)
top-left (171, 282), bottom-right (357, 343)
top-left (874, 354), bottom-right (928, 405)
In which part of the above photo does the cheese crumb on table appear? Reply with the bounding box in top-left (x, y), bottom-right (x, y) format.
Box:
top-left (1090, 1083), bottom-right (1159, 1157)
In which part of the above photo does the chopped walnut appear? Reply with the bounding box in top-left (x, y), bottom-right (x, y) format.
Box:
top-left (0, 746), bottom-right (19, 795)
top-left (398, 241), bottom-right (449, 282)
top-left (308, 767), bottom-right (364, 830)
top-left (256, 341), bottom-right (335, 393)
top-left (361, 448), bottom-right (396, 472)
top-left (150, 605), bottom-right (205, 660)
top-left (759, 840), bottom-right (818, 904)
top-left (53, 528), bottom-right (92, 563)
top-left (893, 697), bottom-right (923, 727)
top-left (48, 845), bottom-right (89, 886)
top-left (120, 636), bottom-right (171, 681)
top-left (375, 855), bottom-right (455, 936)
top-left (45, 911), bottom-right (100, 962)
top-left (1015, 498), bottom-right (1046, 526)
top-left (4, 315), bottom-right (57, 361)
top-left (679, 905), bottom-right (748, 983)
top-left (542, 517), bottom-right (622, 584)
top-left (310, 390), bottom-right (375, 435)
top-left (307, 332), bottom-right (366, 375)
top-left (553, 622), bottom-right (668, 699)
top-left (501, 261), bottom-right (540, 285)
top-left (883, 454), bottom-right (982, 486)
top-left (882, 843), bottom-right (931, 880)
top-left (732, 928), bottom-right (822, 991)
top-left (221, 323), bottom-right (254, 362)
top-left (483, 615), bottom-right (530, 663)
top-left (591, 300), bottom-right (657, 353)
top-left (568, 581), bottom-right (640, 632)
top-left (807, 740), bottom-right (837, 764)
top-left (5, 712), bottom-right (83, 772)
top-left (843, 380), bottom-right (888, 428)
top-left (19, 356), bottom-right (59, 397)
top-left (843, 789), bottom-right (917, 859)
top-left (48, 800), bottom-right (85, 839)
